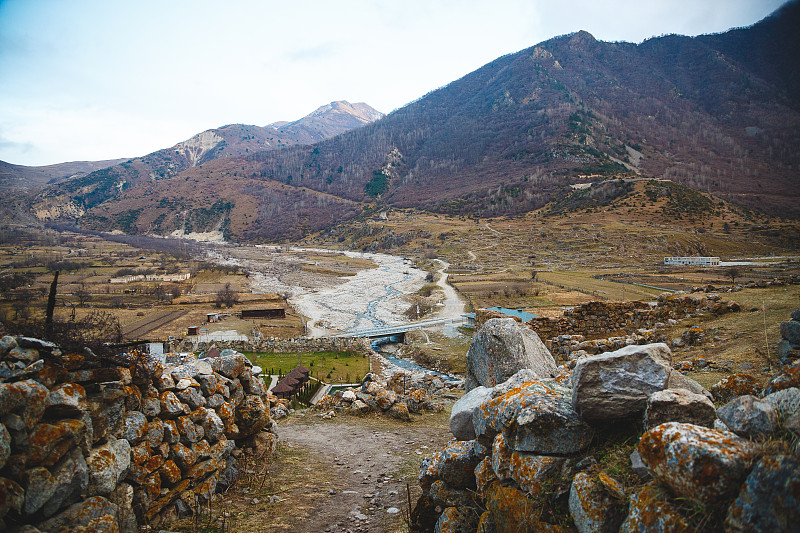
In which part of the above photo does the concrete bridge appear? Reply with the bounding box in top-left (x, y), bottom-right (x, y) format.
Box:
top-left (324, 317), bottom-right (464, 340)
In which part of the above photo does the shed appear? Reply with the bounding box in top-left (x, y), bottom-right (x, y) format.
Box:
top-left (241, 307), bottom-right (286, 319)
top-left (271, 382), bottom-right (294, 399)
top-left (187, 326), bottom-right (200, 336)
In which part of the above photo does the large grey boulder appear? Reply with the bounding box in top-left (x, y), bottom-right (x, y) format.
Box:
top-left (644, 388), bottom-right (716, 430)
top-left (572, 343), bottom-right (672, 422)
top-left (449, 386), bottom-right (493, 441)
top-left (465, 318), bottom-right (557, 391)
top-left (717, 395), bottom-right (779, 438)
top-left (86, 436), bottom-right (131, 496)
top-left (762, 387), bottom-right (800, 420)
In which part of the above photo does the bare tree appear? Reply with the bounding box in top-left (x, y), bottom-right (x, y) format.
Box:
top-left (725, 267), bottom-right (740, 285)
top-left (215, 283), bottom-right (239, 308)
top-left (74, 283), bottom-right (92, 307)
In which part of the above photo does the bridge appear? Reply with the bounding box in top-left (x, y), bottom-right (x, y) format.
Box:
top-left (324, 317), bottom-right (464, 339)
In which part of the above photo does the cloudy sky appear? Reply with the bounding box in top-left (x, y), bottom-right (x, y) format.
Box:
top-left (0, 0), bottom-right (786, 167)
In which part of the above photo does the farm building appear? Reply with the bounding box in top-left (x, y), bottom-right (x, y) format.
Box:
top-left (241, 307), bottom-right (286, 319)
top-left (663, 256), bottom-right (721, 266)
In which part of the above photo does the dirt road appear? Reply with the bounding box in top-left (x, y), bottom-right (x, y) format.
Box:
top-left (226, 412), bottom-right (453, 533)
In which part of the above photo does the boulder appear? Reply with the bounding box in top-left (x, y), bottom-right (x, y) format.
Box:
top-left (725, 454), bottom-right (800, 532)
top-left (449, 386), bottom-right (493, 441)
top-left (474, 457), bottom-right (498, 498)
top-left (0, 379), bottom-right (49, 429)
top-left (27, 418), bottom-right (87, 466)
top-left (638, 422), bottom-right (757, 505)
top-left (474, 378), bottom-right (593, 455)
top-left (484, 482), bottom-right (558, 533)
top-left (342, 390), bottom-right (357, 402)
top-left (234, 395), bottom-right (269, 437)
top-left (434, 506), bottom-right (475, 533)
top-left (22, 466), bottom-right (58, 515)
top-left (420, 440), bottom-right (485, 491)
top-left (717, 395), bottom-right (779, 438)
top-left (569, 472), bottom-right (625, 533)
top-left (644, 388), bottom-right (717, 429)
top-left (571, 343), bottom-right (672, 422)
top-left (388, 401), bottom-right (411, 421)
top-left (619, 485), bottom-right (691, 533)
top-left (210, 354), bottom-right (246, 379)
top-left (0, 423), bottom-right (9, 471)
top-left (509, 452), bottom-right (564, 498)
top-left (490, 433), bottom-right (513, 481)
top-left (465, 318), bottom-right (557, 391)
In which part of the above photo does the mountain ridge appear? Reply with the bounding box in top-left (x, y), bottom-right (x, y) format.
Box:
top-left (29, 2), bottom-right (800, 242)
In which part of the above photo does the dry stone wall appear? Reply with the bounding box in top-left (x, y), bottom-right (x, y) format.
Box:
top-left (174, 336), bottom-right (372, 357)
top-left (0, 334), bottom-right (276, 532)
top-left (475, 293), bottom-right (741, 342)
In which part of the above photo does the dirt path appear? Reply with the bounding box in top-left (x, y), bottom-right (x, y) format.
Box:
top-left (227, 412), bottom-right (452, 533)
top-left (121, 308), bottom-right (187, 339)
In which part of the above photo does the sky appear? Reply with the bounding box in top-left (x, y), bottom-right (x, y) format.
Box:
top-left (0, 0), bottom-right (787, 167)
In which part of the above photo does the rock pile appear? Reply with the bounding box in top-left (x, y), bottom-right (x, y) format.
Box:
top-left (413, 319), bottom-right (800, 533)
top-left (0, 334), bottom-right (276, 532)
top-left (314, 372), bottom-right (455, 420)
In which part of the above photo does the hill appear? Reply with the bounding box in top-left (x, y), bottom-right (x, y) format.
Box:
top-left (31, 2), bottom-right (800, 241)
top-left (30, 101), bottom-right (383, 221)
top-left (0, 158), bottom-right (128, 190)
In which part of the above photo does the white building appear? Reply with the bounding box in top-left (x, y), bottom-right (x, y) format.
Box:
top-left (663, 256), bottom-right (721, 266)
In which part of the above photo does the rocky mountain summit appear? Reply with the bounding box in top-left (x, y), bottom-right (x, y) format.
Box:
top-left (415, 316), bottom-right (800, 532)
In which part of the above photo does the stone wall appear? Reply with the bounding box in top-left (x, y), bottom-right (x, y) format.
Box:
top-left (475, 294), bottom-right (740, 341)
top-left (174, 336), bottom-right (373, 357)
top-left (0, 334), bottom-right (276, 531)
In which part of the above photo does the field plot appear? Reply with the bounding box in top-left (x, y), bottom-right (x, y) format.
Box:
top-left (246, 351), bottom-right (371, 384)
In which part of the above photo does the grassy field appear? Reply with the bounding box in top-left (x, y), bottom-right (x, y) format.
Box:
top-left (245, 351), bottom-right (371, 383)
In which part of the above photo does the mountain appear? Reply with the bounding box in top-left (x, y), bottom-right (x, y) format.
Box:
top-left (32, 2), bottom-right (800, 242)
top-left (0, 158), bottom-right (127, 190)
top-left (30, 101), bottom-right (383, 220)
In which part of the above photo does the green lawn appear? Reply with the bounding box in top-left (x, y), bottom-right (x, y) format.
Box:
top-left (244, 351), bottom-right (371, 384)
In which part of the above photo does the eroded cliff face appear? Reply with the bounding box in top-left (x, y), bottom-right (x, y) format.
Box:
top-left (174, 130), bottom-right (225, 167)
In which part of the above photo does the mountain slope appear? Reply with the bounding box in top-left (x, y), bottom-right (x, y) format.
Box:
top-left (31, 101), bottom-right (383, 220)
top-left (0, 158), bottom-right (127, 190)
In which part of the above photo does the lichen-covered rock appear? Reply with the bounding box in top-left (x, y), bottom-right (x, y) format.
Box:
top-left (37, 495), bottom-right (119, 533)
top-left (170, 442), bottom-right (197, 471)
top-left (716, 395), bottom-right (779, 438)
top-left (122, 410), bottom-right (147, 445)
top-left (509, 452), bottom-right (564, 498)
top-left (645, 388), bottom-right (716, 430)
top-left (429, 479), bottom-right (479, 508)
top-left (761, 386), bottom-right (800, 420)
top-left (42, 447), bottom-right (89, 517)
top-left (175, 415), bottom-right (204, 444)
top-left (465, 318), bottom-right (557, 391)
top-left (234, 395), bottom-right (269, 438)
top-left (0, 476), bottom-right (24, 519)
top-left (638, 422), bottom-right (757, 505)
top-left (725, 454), bottom-right (800, 532)
top-left (571, 343), bottom-right (672, 422)
top-left (569, 472), bottom-right (625, 533)
top-left (210, 354), bottom-right (246, 379)
top-left (27, 418), bottom-right (87, 466)
top-left (485, 482), bottom-right (567, 533)
top-left (388, 401), bottom-right (411, 421)
top-left (619, 485), bottom-right (691, 533)
top-left (193, 407), bottom-right (225, 443)
top-left (46, 383), bottom-right (87, 417)
top-left (763, 360), bottom-right (800, 396)
top-left (159, 391), bottom-right (185, 419)
top-left (22, 466), bottom-right (58, 515)
top-left (0, 379), bottom-right (49, 428)
top-left (0, 422), bottom-right (10, 471)
top-left (87, 436), bottom-right (131, 496)
top-left (450, 386), bottom-right (493, 440)
top-left (420, 440), bottom-right (485, 491)
top-left (434, 506), bottom-right (474, 533)
top-left (491, 433), bottom-right (513, 481)
top-left (376, 389), bottom-right (397, 410)
top-left (709, 373), bottom-right (761, 402)
top-left (475, 379), bottom-right (593, 455)
top-left (782, 320), bottom-right (800, 345)
top-left (475, 457), bottom-right (498, 498)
